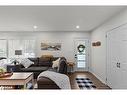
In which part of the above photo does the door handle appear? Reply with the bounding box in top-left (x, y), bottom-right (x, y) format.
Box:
top-left (75, 54), bottom-right (77, 58)
top-left (118, 63), bottom-right (120, 68)
top-left (117, 62), bottom-right (120, 68)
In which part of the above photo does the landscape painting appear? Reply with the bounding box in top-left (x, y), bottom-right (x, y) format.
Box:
top-left (41, 43), bottom-right (61, 51)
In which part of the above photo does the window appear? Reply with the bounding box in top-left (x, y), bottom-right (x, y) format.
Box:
top-left (0, 40), bottom-right (7, 57)
top-left (8, 40), bottom-right (22, 58)
top-left (8, 39), bottom-right (35, 58)
top-left (23, 40), bottom-right (35, 58)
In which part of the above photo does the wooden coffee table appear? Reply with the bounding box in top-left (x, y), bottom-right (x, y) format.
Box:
top-left (0, 72), bottom-right (33, 89)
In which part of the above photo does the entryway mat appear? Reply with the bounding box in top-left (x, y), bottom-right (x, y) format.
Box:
top-left (76, 77), bottom-right (96, 89)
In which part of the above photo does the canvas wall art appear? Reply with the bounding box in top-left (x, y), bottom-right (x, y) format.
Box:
top-left (41, 43), bottom-right (61, 51)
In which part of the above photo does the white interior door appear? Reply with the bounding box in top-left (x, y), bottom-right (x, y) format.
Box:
top-left (107, 24), bottom-right (127, 89)
top-left (74, 39), bottom-right (89, 71)
top-left (107, 28), bottom-right (121, 89)
top-left (118, 28), bottom-right (127, 89)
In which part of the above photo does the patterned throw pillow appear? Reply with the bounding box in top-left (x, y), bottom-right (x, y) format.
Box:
top-left (20, 58), bottom-right (34, 68)
top-left (52, 58), bottom-right (60, 69)
top-left (0, 59), bottom-right (8, 71)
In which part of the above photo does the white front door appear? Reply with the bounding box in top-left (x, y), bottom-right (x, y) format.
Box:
top-left (74, 39), bottom-right (89, 71)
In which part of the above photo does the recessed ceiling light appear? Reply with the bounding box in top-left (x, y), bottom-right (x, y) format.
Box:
top-left (76, 25), bottom-right (80, 29)
top-left (33, 25), bottom-right (37, 29)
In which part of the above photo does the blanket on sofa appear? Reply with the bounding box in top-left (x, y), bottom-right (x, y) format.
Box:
top-left (38, 71), bottom-right (71, 89)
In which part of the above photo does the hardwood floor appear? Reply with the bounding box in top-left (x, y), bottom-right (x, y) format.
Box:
top-left (34, 71), bottom-right (110, 89)
top-left (68, 71), bottom-right (110, 89)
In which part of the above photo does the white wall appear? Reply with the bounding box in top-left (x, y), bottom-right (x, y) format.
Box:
top-left (0, 31), bottom-right (90, 62)
top-left (91, 8), bottom-right (127, 84)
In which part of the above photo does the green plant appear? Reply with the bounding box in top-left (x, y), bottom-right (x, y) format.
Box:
top-left (0, 68), bottom-right (6, 73)
top-left (77, 44), bottom-right (85, 53)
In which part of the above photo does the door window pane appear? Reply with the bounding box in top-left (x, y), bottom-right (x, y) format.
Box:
top-left (77, 54), bottom-right (86, 68)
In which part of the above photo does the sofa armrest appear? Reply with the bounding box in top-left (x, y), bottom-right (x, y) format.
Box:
top-left (37, 77), bottom-right (60, 89)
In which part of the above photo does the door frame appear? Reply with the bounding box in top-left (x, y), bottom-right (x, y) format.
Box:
top-left (74, 38), bottom-right (90, 72)
top-left (106, 28), bottom-right (119, 87)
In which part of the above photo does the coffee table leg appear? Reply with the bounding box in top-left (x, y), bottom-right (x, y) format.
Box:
top-left (31, 74), bottom-right (34, 88)
top-left (24, 83), bottom-right (27, 89)
top-left (24, 75), bottom-right (34, 89)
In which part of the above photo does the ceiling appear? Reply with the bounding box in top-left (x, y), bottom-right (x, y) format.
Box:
top-left (0, 6), bottom-right (126, 32)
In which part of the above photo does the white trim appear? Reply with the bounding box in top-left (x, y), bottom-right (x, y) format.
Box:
top-left (90, 70), bottom-right (106, 84)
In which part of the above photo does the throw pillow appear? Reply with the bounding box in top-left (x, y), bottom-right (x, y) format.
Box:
top-left (0, 59), bottom-right (8, 71)
top-left (20, 58), bottom-right (34, 68)
top-left (52, 58), bottom-right (60, 69)
top-left (0, 59), bottom-right (5, 68)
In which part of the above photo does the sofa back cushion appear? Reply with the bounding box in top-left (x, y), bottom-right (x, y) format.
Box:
top-left (40, 55), bottom-right (53, 61)
top-left (38, 55), bottom-right (54, 67)
top-left (39, 57), bottom-right (51, 62)
top-left (28, 58), bottom-right (39, 66)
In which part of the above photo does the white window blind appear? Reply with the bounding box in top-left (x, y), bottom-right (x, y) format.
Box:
top-left (0, 40), bottom-right (7, 57)
top-left (23, 40), bottom-right (35, 58)
top-left (8, 40), bottom-right (22, 58)
top-left (8, 39), bottom-right (35, 58)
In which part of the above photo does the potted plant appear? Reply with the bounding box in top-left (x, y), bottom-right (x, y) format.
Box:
top-left (0, 68), bottom-right (6, 76)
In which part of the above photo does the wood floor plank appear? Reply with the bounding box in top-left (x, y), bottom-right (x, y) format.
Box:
top-left (68, 72), bottom-right (111, 89)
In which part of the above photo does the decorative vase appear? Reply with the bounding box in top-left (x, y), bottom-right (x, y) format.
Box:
top-left (13, 60), bottom-right (17, 65)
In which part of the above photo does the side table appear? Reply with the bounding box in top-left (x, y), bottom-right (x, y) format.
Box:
top-left (67, 62), bottom-right (75, 74)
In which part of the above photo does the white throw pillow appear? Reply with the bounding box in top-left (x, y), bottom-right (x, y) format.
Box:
top-left (20, 58), bottom-right (34, 68)
top-left (52, 58), bottom-right (60, 68)
top-left (0, 59), bottom-right (5, 68)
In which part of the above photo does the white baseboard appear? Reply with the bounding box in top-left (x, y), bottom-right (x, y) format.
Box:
top-left (90, 70), bottom-right (106, 85)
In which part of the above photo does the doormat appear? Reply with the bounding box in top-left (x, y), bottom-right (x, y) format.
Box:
top-left (76, 78), bottom-right (96, 89)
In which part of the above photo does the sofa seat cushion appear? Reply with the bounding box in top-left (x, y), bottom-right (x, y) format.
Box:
top-left (20, 67), bottom-right (49, 72)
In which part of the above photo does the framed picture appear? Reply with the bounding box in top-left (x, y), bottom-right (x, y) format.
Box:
top-left (41, 43), bottom-right (61, 51)
top-left (92, 41), bottom-right (101, 46)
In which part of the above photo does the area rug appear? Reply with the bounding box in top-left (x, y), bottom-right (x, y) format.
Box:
top-left (76, 78), bottom-right (96, 89)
